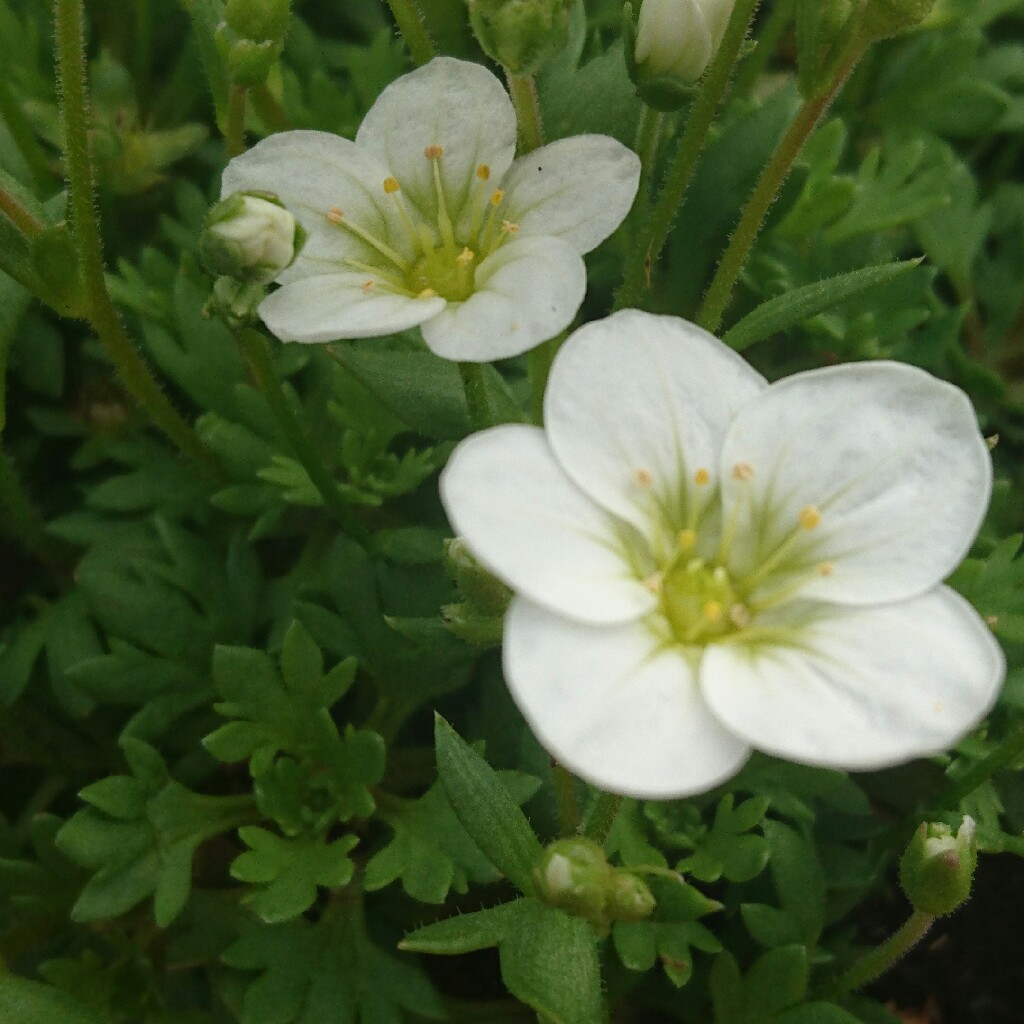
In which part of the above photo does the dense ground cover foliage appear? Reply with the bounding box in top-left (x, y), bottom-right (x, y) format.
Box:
top-left (1, 0), bottom-right (1023, 1021)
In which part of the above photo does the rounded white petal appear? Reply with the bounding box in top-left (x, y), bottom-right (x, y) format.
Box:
top-left (505, 597), bottom-right (751, 799)
top-left (258, 274), bottom-right (444, 343)
top-left (222, 131), bottom-right (408, 282)
top-left (500, 136), bottom-right (642, 254)
top-left (719, 362), bottom-right (993, 604)
top-left (701, 586), bottom-right (1005, 770)
top-left (355, 57), bottom-right (517, 231)
top-left (440, 425), bottom-right (656, 624)
top-left (635, 0), bottom-right (713, 81)
top-left (420, 236), bottom-right (585, 362)
top-left (545, 310), bottom-right (766, 536)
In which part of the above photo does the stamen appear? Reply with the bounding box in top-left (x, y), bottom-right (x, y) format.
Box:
top-left (480, 189), bottom-right (507, 254)
top-left (417, 287), bottom-right (438, 299)
top-left (799, 505), bottom-right (822, 530)
top-left (732, 462), bottom-right (755, 481)
top-left (729, 604), bottom-right (751, 628)
top-left (490, 189), bottom-right (505, 207)
top-left (384, 178), bottom-right (431, 256)
top-left (383, 177), bottom-right (400, 194)
top-left (643, 572), bottom-right (664, 594)
top-left (694, 468), bottom-right (711, 486)
top-left (327, 207), bottom-right (410, 272)
top-left (457, 247), bottom-right (475, 267)
top-left (426, 145), bottom-right (456, 249)
top-left (702, 601), bottom-right (724, 622)
top-left (818, 562), bottom-right (835, 577)
top-left (342, 258), bottom-right (411, 294)
top-left (361, 279), bottom-right (376, 293)
top-left (477, 164), bottom-right (491, 180)
top-left (501, 219), bottom-right (519, 235)
top-left (635, 468), bottom-right (654, 487)
top-left (678, 529), bottom-right (697, 551)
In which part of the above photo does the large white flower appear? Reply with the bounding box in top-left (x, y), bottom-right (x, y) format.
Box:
top-left (221, 57), bottom-right (641, 361)
top-left (440, 310), bottom-right (1005, 799)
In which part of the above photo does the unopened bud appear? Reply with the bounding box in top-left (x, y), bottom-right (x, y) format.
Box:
top-left (534, 838), bottom-right (611, 920)
top-left (216, 0), bottom-right (292, 86)
top-left (899, 816), bottom-right (977, 917)
top-left (861, 0), bottom-right (937, 39)
top-left (444, 538), bottom-right (511, 617)
top-left (467, 0), bottom-right (571, 75)
top-left (606, 871), bottom-right (657, 922)
top-left (635, 0), bottom-right (734, 82)
top-left (200, 192), bottom-right (304, 285)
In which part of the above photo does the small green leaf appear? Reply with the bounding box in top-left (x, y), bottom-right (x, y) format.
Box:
top-left (0, 974), bottom-right (110, 1024)
top-left (744, 945), bottom-right (808, 1014)
top-left (434, 715), bottom-right (542, 895)
top-left (774, 1004), bottom-right (863, 1024)
top-left (400, 899), bottom-right (528, 955)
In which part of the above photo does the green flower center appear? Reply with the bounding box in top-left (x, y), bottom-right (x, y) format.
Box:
top-left (324, 146), bottom-right (519, 304)
top-left (660, 558), bottom-right (743, 645)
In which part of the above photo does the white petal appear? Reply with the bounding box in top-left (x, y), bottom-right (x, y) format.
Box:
top-left (221, 131), bottom-right (409, 283)
top-left (719, 361), bottom-right (993, 605)
top-left (420, 236), bottom-right (585, 362)
top-left (545, 310), bottom-right (766, 537)
top-left (635, 0), bottom-right (713, 81)
top-left (500, 136), bottom-right (642, 254)
top-left (355, 57), bottom-right (517, 232)
top-left (440, 425), bottom-right (656, 624)
top-left (505, 597), bottom-right (751, 799)
top-left (258, 274), bottom-right (444, 343)
top-left (701, 587), bottom-right (1005, 770)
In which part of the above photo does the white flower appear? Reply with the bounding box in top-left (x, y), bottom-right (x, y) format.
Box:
top-left (220, 57), bottom-right (641, 361)
top-left (635, 0), bottom-right (735, 83)
top-left (440, 310), bottom-right (1005, 799)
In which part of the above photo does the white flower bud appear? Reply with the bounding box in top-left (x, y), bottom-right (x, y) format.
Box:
top-left (634, 0), bottom-right (735, 83)
top-left (200, 192), bottom-right (301, 284)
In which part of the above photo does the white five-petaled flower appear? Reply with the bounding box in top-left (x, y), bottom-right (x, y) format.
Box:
top-left (220, 57), bottom-right (641, 362)
top-left (440, 311), bottom-right (1005, 799)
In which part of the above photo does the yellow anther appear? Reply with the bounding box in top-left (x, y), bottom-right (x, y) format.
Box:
top-left (477, 164), bottom-right (491, 180)
top-left (490, 189), bottom-right (505, 207)
top-left (678, 529), bottom-right (697, 551)
top-left (985, 614), bottom-right (999, 628)
top-left (501, 219), bottom-right (520, 234)
top-left (702, 601), bottom-right (724, 622)
top-left (327, 206), bottom-right (344, 223)
top-left (732, 462), bottom-right (754, 481)
top-left (457, 247), bottom-right (475, 266)
top-left (799, 505), bottom-right (822, 530)
top-left (634, 468), bottom-right (653, 487)
top-left (424, 144), bottom-right (444, 160)
top-left (383, 177), bottom-right (400, 194)
top-left (818, 562), bottom-right (835, 577)
top-left (729, 604), bottom-right (751, 628)
top-left (417, 287), bottom-right (437, 299)
top-left (694, 468), bottom-right (711, 486)
top-left (642, 572), bottom-right (664, 594)
top-left (361, 279), bottom-right (376, 293)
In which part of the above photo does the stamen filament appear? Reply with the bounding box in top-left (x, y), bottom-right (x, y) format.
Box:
top-left (386, 185), bottom-right (432, 257)
top-left (343, 258), bottom-right (414, 296)
top-left (328, 208), bottom-right (410, 272)
top-left (428, 149), bottom-right (457, 249)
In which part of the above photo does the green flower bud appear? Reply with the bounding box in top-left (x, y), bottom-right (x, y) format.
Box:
top-left (606, 871), bottom-right (657, 922)
top-left (861, 0), bottom-right (937, 39)
top-left (216, 0), bottom-right (292, 86)
top-left (533, 838), bottom-right (612, 920)
top-left (899, 816), bottom-right (977, 917)
top-left (467, 0), bottom-right (571, 75)
top-left (444, 538), bottom-right (512, 616)
top-left (202, 277), bottom-right (268, 329)
top-left (200, 192), bottom-right (304, 285)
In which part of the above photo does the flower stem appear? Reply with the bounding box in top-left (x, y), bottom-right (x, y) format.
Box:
top-left (384, 0), bottom-right (435, 66)
top-left (225, 84), bottom-right (248, 157)
top-left (583, 791), bottom-right (623, 846)
top-left (613, 0), bottom-right (761, 312)
top-left (234, 328), bottom-right (371, 546)
top-left (505, 72), bottom-right (544, 155)
top-left (53, 0), bottom-right (221, 478)
top-left (458, 362), bottom-right (493, 431)
top-left (732, 0), bottom-right (797, 97)
top-left (696, 34), bottom-right (868, 333)
top-left (0, 186), bottom-right (43, 238)
top-left (0, 443), bottom-right (75, 568)
top-left (552, 763), bottom-right (581, 837)
top-left (820, 909), bottom-right (935, 1000)
top-left (634, 104), bottom-right (664, 210)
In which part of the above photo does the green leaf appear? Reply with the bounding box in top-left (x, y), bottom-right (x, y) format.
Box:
top-left (762, 821), bottom-right (827, 947)
top-left (400, 899), bottom-right (528, 955)
top-left (744, 945), bottom-right (808, 1015)
top-left (724, 261), bottom-right (922, 351)
top-left (0, 974), bottom-right (109, 1024)
top-left (499, 900), bottom-right (603, 1024)
top-left (434, 715), bottom-right (543, 895)
top-left (675, 795), bottom-right (771, 884)
top-left (774, 1004), bottom-right (863, 1024)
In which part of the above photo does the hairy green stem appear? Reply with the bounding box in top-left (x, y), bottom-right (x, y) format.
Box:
top-left (697, 34), bottom-right (868, 333)
top-left (552, 763), bottom-right (581, 837)
top-left (225, 84), bottom-right (248, 157)
top-left (235, 328), bottom-right (371, 545)
top-left (0, 185), bottom-right (43, 238)
top-left (821, 909), bottom-right (935, 1000)
top-left (385, 0), bottom-right (436, 65)
top-left (53, 0), bottom-right (221, 477)
top-left (614, 0), bottom-right (761, 311)
top-left (505, 72), bottom-right (544, 154)
top-left (0, 445), bottom-right (74, 567)
top-left (634, 104), bottom-right (664, 210)
top-left (458, 362), bottom-right (493, 431)
top-left (583, 791), bottom-right (623, 846)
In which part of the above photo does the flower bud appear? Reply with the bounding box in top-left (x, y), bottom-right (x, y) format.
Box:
top-left (861, 0), bottom-right (937, 39)
top-left (534, 838), bottom-right (611, 920)
top-left (467, 0), bottom-right (571, 75)
top-left (634, 0), bottom-right (735, 83)
top-left (200, 192), bottom-right (303, 285)
top-left (215, 0), bottom-right (292, 86)
top-left (899, 816), bottom-right (977, 917)
top-left (606, 871), bottom-right (657, 922)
